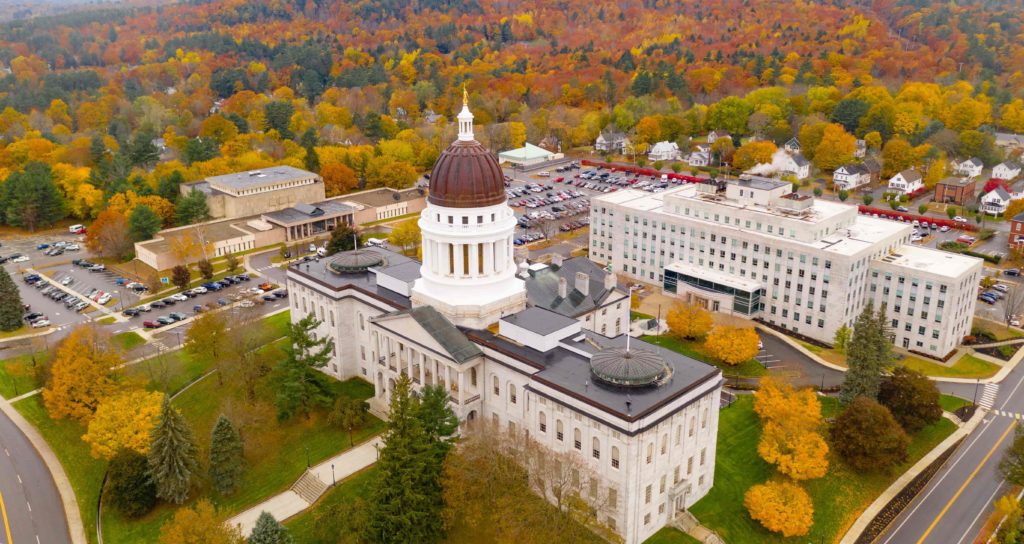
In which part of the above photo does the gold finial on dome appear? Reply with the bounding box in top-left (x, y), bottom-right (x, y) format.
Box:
top-left (462, 84), bottom-right (468, 106)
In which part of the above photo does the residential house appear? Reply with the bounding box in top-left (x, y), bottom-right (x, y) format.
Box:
top-left (888, 169), bottom-right (923, 196)
top-left (854, 139), bottom-right (867, 158)
top-left (648, 141), bottom-right (682, 162)
top-left (993, 161), bottom-right (1022, 180)
top-left (833, 164), bottom-right (871, 191)
top-left (783, 137), bottom-right (800, 154)
top-left (953, 157), bottom-right (984, 178)
top-left (995, 132), bottom-right (1024, 150)
top-left (1010, 210), bottom-right (1024, 248)
top-left (934, 177), bottom-right (978, 206)
top-left (687, 151), bottom-right (711, 167)
top-left (981, 186), bottom-right (1012, 216)
top-left (863, 158), bottom-right (882, 184)
top-left (707, 130), bottom-right (730, 145)
top-left (538, 135), bottom-right (561, 153)
top-left (423, 108), bottom-right (442, 124)
top-left (779, 152), bottom-right (810, 180)
top-left (595, 128), bottom-right (629, 154)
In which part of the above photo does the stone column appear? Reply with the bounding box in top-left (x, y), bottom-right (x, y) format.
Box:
top-left (458, 370), bottom-right (465, 406)
top-left (469, 243), bottom-right (479, 278)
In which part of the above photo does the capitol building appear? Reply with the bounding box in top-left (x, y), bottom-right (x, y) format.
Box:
top-left (285, 97), bottom-right (722, 544)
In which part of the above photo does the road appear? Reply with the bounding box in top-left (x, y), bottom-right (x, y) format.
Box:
top-left (0, 403), bottom-right (71, 544)
top-left (878, 367), bottom-right (1024, 543)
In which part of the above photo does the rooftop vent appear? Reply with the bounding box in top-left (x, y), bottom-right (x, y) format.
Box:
top-left (590, 347), bottom-right (670, 389)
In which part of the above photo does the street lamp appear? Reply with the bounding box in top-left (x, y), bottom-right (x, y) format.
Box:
top-left (331, 463), bottom-right (336, 486)
top-left (304, 445), bottom-right (310, 468)
top-left (973, 378), bottom-right (980, 407)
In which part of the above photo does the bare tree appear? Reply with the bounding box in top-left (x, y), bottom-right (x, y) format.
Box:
top-left (1004, 285), bottom-right (1024, 327)
top-left (223, 306), bottom-right (274, 403)
top-left (538, 218), bottom-right (560, 241)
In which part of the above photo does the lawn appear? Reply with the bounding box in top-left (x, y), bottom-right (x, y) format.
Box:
top-left (0, 351), bottom-right (47, 398)
top-left (900, 354), bottom-right (1000, 379)
top-left (973, 318), bottom-right (1024, 341)
top-left (112, 331), bottom-right (144, 352)
top-left (643, 527), bottom-right (702, 544)
top-left (642, 335), bottom-right (768, 377)
top-left (689, 395), bottom-right (956, 544)
top-left (0, 325), bottom-right (31, 339)
top-left (284, 466), bottom-right (379, 543)
top-left (940, 394), bottom-right (971, 413)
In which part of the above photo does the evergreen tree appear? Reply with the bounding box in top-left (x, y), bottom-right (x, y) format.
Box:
top-left (0, 163), bottom-right (66, 230)
top-left (417, 384), bottom-right (458, 459)
top-left (299, 128), bottom-right (319, 149)
top-left (264, 101), bottom-right (295, 139)
top-left (274, 314), bottom-right (334, 420)
top-left (128, 204), bottom-right (162, 242)
top-left (148, 396), bottom-right (198, 504)
top-left (365, 374), bottom-right (445, 544)
top-left (304, 146), bottom-right (321, 174)
top-left (157, 171), bottom-right (184, 203)
top-left (127, 129), bottom-right (160, 168)
top-left (106, 450), bottom-right (157, 518)
top-left (248, 512), bottom-right (293, 544)
top-left (183, 137), bottom-right (219, 165)
top-left (209, 415), bottom-right (244, 496)
top-left (840, 301), bottom-right (893, 404)
top-left (326, 223), bottom-right (358, 254)
top-left (175, 189), bottom-right (210, 226)
top-left (878, 367), bottom-right (942, 433)
top-left (0, 266), bottom-right (24, 331)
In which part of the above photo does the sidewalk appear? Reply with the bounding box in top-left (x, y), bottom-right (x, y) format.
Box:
top-left (838, 410), bottom-right (984, 544)
top-left (226, 436), bottom-right (383, 536)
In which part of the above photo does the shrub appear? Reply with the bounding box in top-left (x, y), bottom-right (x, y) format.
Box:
top-left (878, 367), bottom-right (942, 433)
top-left (830, 397), bottom-right (910, 471)
top-left (105, 450), bottom-right (157, 518)
top-left (744, 481), bottom-right (814, 537)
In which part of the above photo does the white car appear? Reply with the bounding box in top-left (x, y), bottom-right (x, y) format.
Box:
top-left (940, 226), bottom-right (950, 232)
top-left (239, 300), bottom-right (255, 308)
top-left (995, 284), bottom-right (1010, 292)
top-left (65, 244), bottom-right (80, 251)
top-left (31, 319), bottom-right (50, 328)
top-left (97, 294), bottom-right (112, 305)
top-left (137, 304), bottom-right (152, 312)
top-left (954, 215), bottom-right (967, 222)
top-left (190, 286), bottom-right (208, 294)
top-left (170, 293), bottom-right (189, 302)
top-left (60, 276), bottom-right (73, 285)
top-left (10, 255), bottom-right (29, 263)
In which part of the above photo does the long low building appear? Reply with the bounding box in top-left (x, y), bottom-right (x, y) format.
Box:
top-left (590, 176), bottom-right (981, 358)
top-left (182, 165), bottom-right (326, 220)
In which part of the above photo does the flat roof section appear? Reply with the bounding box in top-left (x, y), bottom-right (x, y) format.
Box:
top-left (664, 262), bottom-right (763, 292)
top-left (340, 187), bottom-right (425, 208)
top-left (733, 176), bottom-right (788, 191)
top-left (875, 244), bottom-right (982, 279)
top-left (263, 200), bottom-right (355, 226)
top-left (501, 306), bottom-right (579, 336)
top-left (206, 166), bottom-right (317, 191)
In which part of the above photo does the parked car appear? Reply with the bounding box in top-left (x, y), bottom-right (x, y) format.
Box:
top-left (10, 255), bottom-right (29, 263)
top-left (170, 293), bottom-right (189, 302)
top-left (1006, 269), bottom-right (1021, 277)
top-left (143, 320), bottom-right (161, 329)
top-left (88, 264), bottom-right (106, 272)
top-left (97, 294), bottom-right (112, 305)
top-left (156, 316), bottom-right (174, 325)
top-left (160, 298), bottom-right (177, 306)
top-left (192, 305), bottom-right (204, 313)
top-left (262, 294), bottom-right (277, 302)
top-left (23, 312), bottom-right (43, 321)
top-left (217, 298), bottom-right (228, 306)
top-left (168, 312), bottom-right (187, 321)
top-left (123, 308), bottom-right (140, 317)
top-left (150, 300), bottom-right (166, 309)
top-left (995, 284), bottom-right (1010, 292)
top-left (137, 304), bottom-right (152, 312)
top-left (239, 300), bottom-right (255, 308)
top-left (31, 319), bottom-right (51, 328)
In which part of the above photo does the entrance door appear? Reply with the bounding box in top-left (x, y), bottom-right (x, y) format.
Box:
top-left (902, 338), bottom-right (910, 348)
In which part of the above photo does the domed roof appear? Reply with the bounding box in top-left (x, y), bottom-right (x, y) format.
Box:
top-left (590, 347), bottom-right (670, 388)
top-left (328, 249), bottom-right (385, 274)
top-left (427, 139), bottom-right (506, 208)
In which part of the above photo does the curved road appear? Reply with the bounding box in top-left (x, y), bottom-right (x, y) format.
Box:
top-left (0, 402), bottom-right (71, 544)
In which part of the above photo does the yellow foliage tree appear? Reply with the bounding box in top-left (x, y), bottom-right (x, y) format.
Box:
top-left (812, 123), bottom-right (856, 172)
top-left (665, 302), bottom-right (713, 340)
top-left (757, 422), bottom-right (829, 480)
top-left (42, 326), bottom-right (123, 422)
top-left (733, 141), bottom-right (777, 171)
top-left (158, 499), bottom-right (243, 544)
top-left (81, 389), bottom-right (164, 460)
top-left (753, 377), bottom-right (822, 429)
top-left (744, 481), bottom-right (814, 537)
top-left (703, 326), bottom-right (760, 365)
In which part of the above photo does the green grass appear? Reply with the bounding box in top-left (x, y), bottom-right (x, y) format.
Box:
top-left (973, 318), bottom-right (1024, 341)
top-left (900, 354), bottom-right (1000, 379)
top-left (940, 394), bottom-right (971, 413)
top-left (643, 527), bottom-right (702, 544)
top-left (14, 396), bottom-right (106, 544)
top-left (631, 311), bottom-right (656, 321)
top-left (112, 331), bottom-right (145, 352)
top-left (642, 335), bottom-right (768, 377)
top-left (690, 395), bottom-right (956, 544)
top-left (0, 351), bottom-right (47, 398)
top-left (284, 467), bottom-right (379, 543)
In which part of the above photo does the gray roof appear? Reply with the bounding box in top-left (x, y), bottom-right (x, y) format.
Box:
top-left (206, 165), bottom-right (317, 191)
top-left (403, 306), bottom-right (482, 363)
top-left (784, 137), bottom-right (800, 148)
top-left (524, 258), bottom-right (624, 318)
top-left (1013, 210), bottom-right (1024, 223)
top-left (896, 168), bottom-right (922, 182)
top-left (263, 200), bottom-right (354, 225)
top-left (598, 128), bottom-right (627, 142)
top-left (939, 177), bottom-right (974, 187)
top-left (838, 164), bottom-right (868, 175)
top-left (963, 157), bottom-right (983, 167)
top-left (790, 153), bottom-right (810, 167)
top-left (287, 247), bottom-right (414, 308)
top-left (734, 176), bottom-right (789, 191)
top-left (999, 161), bottom-right (1022, 171)
top-left (502, 306), bottom-right (579, 336)
top-left (374, 260), bottom-right (421, 282)
top-left (989, 186), bottom-right (1011, 200)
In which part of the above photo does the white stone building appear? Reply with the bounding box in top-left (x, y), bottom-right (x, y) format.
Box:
top-left (888, 169), bottom-right (923, 196)
top-left (648, 141), bottom-right (682, 162)
top-left (589, 176), bottom-right (981, 358)
top-left (287, 100), bottom-right (721, 544)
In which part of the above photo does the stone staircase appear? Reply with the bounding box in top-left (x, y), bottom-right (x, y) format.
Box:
top-left (672, 511), bottom-right (726, 544)
top-left (290, 469), bottom-right (329, 504)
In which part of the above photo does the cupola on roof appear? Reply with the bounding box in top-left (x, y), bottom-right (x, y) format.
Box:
top-left (427, 89), bottom-right (506, 208)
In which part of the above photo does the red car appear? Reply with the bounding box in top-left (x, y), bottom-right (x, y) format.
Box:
top-left (553, 177), bottom-right (564, 183)
top-left (143, 320), bottom-right (162, 328)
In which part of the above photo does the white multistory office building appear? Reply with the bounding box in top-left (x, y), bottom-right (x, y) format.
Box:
top-left (590, 177), bottom-right (981, 358)
top-left (286, 97), bottom-right (721, 544)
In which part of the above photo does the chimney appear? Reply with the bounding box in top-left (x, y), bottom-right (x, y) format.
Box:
top-left (604, 271), bottom-right (617, 291)
top-left (551, 253), bottom-right (563, 268)
top-left (558, 277), bottom-right (568, 298)
top-left (575, 272), bottom-right (589, 296)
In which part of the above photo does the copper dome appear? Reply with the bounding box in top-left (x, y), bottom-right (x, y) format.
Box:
top-left (427, 139), bottom-right (506, 208)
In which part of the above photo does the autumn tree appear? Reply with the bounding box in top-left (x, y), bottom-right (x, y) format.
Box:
top-left (82, 389), bottom-right (164, 460)
top-left (365, 156), bottom-right (418, 189)
top-left (171, 265), bottom-right (191, 292)
top-left (148, 396), bottom-right (198, 504)
top-left (43, 326), bottom-right (122, 422)
top-left (833, 324), bottom-right (851, 354)
top-left (209, 415), bottom-right (245, 496)
top-left (813, 123), bottom-right (856, 171)
top-left (322, 162), bottom-right (359, 196)
top-left (754, 378), bottom-right (828, 480)
top-left (878, 367), bottom-right (942, 433)
top-left (185, 311), bottom-right (228, 381)
top-left (0, 267), bottom-right (24, 331)
top-left (733, 141), bottom-right (777, 171)
top-left (388, 218), bottom-right (420, 253)
top-left (329, 397), bottom-right (369, 447)
top-left (158, 499), bottom-right (242, 544)
top-left (744, 481), bottom-right (814, 537)
top-left (197, 259), bottom-right (214, 280)
top-left (1000, 425), bottom-right (1024, 487)
top-left (882, 137), bottom-right (917, 178)
top-left (86, 209), bottom-right (133, 260)
top-left (703, 326), bottom-right (760, 365)
top-left (830, 396), bottom-right (909, 471)
top-left (105, 450), bottom-right (157, 518)
top-left (274, 314), bottom-right (334, 420)
top-left (666, 301), bottom-right (713, 340)
top-left (225, 253), bottom-right (240, 274)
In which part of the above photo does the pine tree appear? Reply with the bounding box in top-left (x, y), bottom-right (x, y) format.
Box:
top-left (840, 301), bottom-right (893, 404)
top-left (274, 314), bottom-right (334, 420)
top-left (175, 189), bottom-right (210, 226)
top-left (0, 266), bottom-right (24, 331)
top-left (365, 374), bottom-right (445, 544)
top-left (128, 204), bottom-right (162, 242)
top-left (148, 397), bottom-right (198, 504)
top-left (304, 146), bottom-right (321, 173)
top-left (209, 415), bottom-right (244, 496)
top-left (106, 450), bottom-right (157, 518)
top-left (417, 384), bottom-right (459, 459)
top-left (248, 512), bottom-right (293, 544)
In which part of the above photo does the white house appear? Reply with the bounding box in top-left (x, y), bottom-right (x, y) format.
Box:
top-left (953, 157), bottom-right (984, 178)
top-left (888, 169), bottom-right (923, 196)
top-left (707, 130), bottom-right (730, 145)
top-left (648, 141), bottom-right (682, 162)
top-left (783, 137), bottom-right (800, 154)
top-left (687, 151), bottom-right (710, 167)
top-left (596, 128), bottom-right (630, 154)
top-left (995, 132), bottom-right (1024, 149)
top-left (779, 152), bottom-right (811, 180)
top-left (833, 164), bottom-right (871, 191)
top-left (981, 186), bottom-right (1012, 216)
top-left (993, 161), bottom-right (1022, 180)
top-left (854, 139), bottom-right (867, 158)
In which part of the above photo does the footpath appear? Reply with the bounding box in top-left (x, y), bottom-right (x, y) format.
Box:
top-left (226, 436), bottom-right (383, 536)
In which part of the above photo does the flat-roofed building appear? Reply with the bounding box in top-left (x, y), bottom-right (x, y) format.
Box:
top-left (183, 165), bottom-right (326, 220)
top-left (135, 218), bottom-right (284, 270)
top-left (339, 187), bottom-right (427, 223)
top-left (590, 177), bottom-right (981, 358)
top-left (262, 200), bottom-right (355, 241)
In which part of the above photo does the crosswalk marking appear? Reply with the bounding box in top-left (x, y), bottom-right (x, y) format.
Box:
top-left (979, 383), bottom-right (999, 411)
